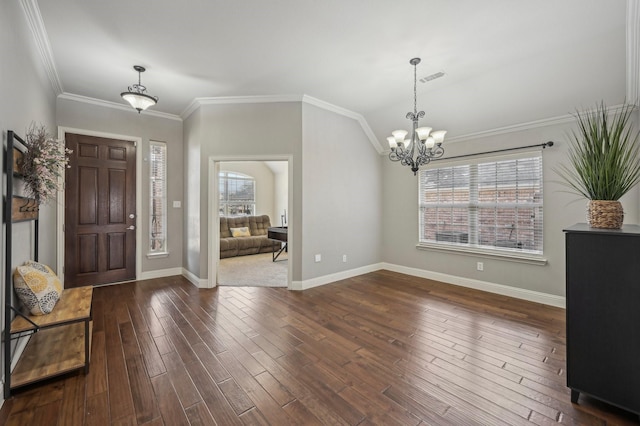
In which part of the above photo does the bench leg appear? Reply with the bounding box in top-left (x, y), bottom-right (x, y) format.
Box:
top-left (84, 319), bottom-right (90, 374)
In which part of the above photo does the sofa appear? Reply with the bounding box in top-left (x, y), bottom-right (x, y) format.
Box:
top-left (219, 215), bottom-right (281, 258)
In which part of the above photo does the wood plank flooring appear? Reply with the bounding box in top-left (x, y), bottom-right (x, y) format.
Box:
top-left (1, 270), bottom-right (638, 425)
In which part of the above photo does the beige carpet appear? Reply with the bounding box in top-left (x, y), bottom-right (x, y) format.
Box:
top-left (218, 252), bottom-right (288, 287)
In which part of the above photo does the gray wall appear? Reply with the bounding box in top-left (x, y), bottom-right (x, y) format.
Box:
top-left (301, 103), bottom-right (383, 280)
top-left (183, 100), bottom-right (384, 284)
top-left (382, 117), bottom-right (640, 297)
top-left (0, 0), bottom-right (57, 402)
top-left (56, 98), bottom-right (184, 274)
top-left (183, 109), bottom-right (202, 279)
top-left (1, 1), bottom-right (58, 268)
top-left (273, 163), bottom-right (289, 227)
top-left (185, 102), bottom-right (302, 280)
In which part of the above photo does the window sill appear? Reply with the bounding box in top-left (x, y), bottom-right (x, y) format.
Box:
top-left (416, 242), bottom-right (547, 265)
top-left (146, 252), bottom-right (169, 259)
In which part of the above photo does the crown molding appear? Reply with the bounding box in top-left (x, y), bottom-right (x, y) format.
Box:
top-left (58, 92), bottom-right (183, 121)
top-left (180, 94), bottom-right (302, 119)
top-left (377, 103), bottom-right (630, 154)
top-left (446, 113), bottom-right (576, 143)
top-left (628, 0), bottom-right (640, 104)
top-left (182, 94), bottom-right (384, 154)
top-left (444, 104), bottom-right (629, 144)
top-left (20, 0), bottom-right (63, 95)
top-left (301, 95), bottom-right (384, 154)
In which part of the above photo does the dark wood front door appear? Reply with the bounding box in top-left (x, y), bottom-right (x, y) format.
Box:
top-left (64, 133), bottom-right (136, 288)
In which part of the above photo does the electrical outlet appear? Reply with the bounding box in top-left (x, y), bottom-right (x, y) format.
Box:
top-left (315, 254), bottom-right (322, 263)
top-left (342, 254), bottom-right (347, 263)
top-left (477, 262), bottom-right (484, 271)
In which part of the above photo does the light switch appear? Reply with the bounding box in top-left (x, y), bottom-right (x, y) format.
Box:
top-left (173, 201), bottom-right (181, 208)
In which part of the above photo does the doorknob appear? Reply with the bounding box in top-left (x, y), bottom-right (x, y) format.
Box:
top-left (126, 225), bottom-right (135, 230)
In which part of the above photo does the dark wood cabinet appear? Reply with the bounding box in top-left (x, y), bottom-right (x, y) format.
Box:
top-left (564, 223), bottom-right (640, 416)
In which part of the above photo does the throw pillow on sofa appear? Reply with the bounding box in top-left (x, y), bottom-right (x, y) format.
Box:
top-left (13, 261), bottom-right (63, 315)
top-left (230, 226), bottom-right (251, 237)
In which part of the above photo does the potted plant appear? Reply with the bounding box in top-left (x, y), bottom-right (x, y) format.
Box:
top-left (556, 102), bottom-right (640, 229)
top-left (20, 123), bottom-right (71, 205)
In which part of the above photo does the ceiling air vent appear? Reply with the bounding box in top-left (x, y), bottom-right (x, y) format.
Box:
top-left (419, 72), bottom-right (445, 83)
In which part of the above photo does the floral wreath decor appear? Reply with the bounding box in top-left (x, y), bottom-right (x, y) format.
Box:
top-left (21, 123), bottom-right (72, 204)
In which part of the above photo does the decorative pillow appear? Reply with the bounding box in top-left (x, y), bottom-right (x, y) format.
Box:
top-left (24, 260), bottom-right (57, 275)
top-left (13, 261), bottom-right (63, 315)
top-left (230, 226), bottom-right (251, 237)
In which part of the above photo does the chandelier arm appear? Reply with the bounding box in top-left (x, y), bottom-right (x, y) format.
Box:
top-left (431, 146), bottom-right (445, 158)
top-left (389, 151), bottom-right (401, 162)
top-left (400, 156), bottom-right (416, 169)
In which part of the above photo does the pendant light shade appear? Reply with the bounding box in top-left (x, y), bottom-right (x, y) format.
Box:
top-left (121, 65), bottom-right (158, 113)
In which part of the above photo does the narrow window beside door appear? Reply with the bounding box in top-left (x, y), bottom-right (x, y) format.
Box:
top-left (149, 141), bottom-right (167, 254)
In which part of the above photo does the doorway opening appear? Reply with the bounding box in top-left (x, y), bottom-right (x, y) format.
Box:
top-left (209, 157), bottom-right (292, 288)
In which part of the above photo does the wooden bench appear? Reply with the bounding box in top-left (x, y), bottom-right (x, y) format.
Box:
top-left (9, 286), bottom-right (93, 390)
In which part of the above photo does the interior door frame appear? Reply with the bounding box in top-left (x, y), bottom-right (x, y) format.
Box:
top-left (209, 155), bottom-right (293, 289)
top-left (56, 126), bottom-right (142, 284)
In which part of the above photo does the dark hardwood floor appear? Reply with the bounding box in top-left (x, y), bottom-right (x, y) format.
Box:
top-left (1, 270), bottom-right (638, 425)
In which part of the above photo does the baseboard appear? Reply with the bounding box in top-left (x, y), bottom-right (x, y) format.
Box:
top-left (181, 268), bottom-right (209, 288)
top-left (189, 261), bottom-right (564, 307)
top-left (139, 267), bottom-right (183, 281)
top-left (380, 262), bottom-right (566, 308)
top-left (291, 263), bottom-right (385, 291)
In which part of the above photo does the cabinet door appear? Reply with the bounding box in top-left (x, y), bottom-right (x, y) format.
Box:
top-left (566, 232), bottom-right (640, 413)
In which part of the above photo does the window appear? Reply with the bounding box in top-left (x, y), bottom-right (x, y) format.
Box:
top-left (219, 172), bottom-right (256, 216)
top-left (419, 152), bottom-right (543, 256)
top-left (149, 141), bottom-right (167, 254)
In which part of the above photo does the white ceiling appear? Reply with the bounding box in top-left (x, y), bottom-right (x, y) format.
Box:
top-left (34, 0), bottom-right (629, 141)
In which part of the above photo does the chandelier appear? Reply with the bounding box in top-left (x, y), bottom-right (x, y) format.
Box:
top-left (121, 65), bottom-right (158, 113)
top-left (388, 58), bottom-right (446, 175)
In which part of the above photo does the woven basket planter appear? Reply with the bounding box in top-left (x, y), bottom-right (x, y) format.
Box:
top-left (587, 200), bottom-right (624, 229)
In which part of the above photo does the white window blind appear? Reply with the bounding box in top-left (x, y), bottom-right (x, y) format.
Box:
top-left (219, 172), bottom-right (256, 216)
top-left (149, 141), bottom-right (167, 253)
top-left (419, 152), bottom-right (543, 255)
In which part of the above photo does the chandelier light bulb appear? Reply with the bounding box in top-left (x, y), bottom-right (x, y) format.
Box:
top-left (392, 130), bottom-right (408, 143)
top-left (431, 130), bottom-right (447, 144)
top-left (425, 137), bottom-right (435, 149)
top-left (415, 127), bottom-right (432, 141)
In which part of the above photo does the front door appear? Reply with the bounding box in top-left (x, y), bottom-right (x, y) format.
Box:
top-left (64, 133), bottom-right (136, 288)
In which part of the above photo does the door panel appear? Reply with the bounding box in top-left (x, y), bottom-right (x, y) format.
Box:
top-left (65, 133), bottom-right (136, 287)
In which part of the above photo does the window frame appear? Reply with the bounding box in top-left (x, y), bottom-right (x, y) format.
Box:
top-left (416, 150), bottom-right (547, 265)
top-left (148, 140), bottom-right (168, 257)
top-left (218, 171), bottom-right (256, 217)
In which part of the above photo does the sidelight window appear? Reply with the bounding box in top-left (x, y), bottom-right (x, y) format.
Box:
top-left (149, 141), bottom-right (167, 254)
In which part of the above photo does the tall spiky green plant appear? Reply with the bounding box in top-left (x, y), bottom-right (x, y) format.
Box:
top-left (556, 102), bottom-right (640, 200)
